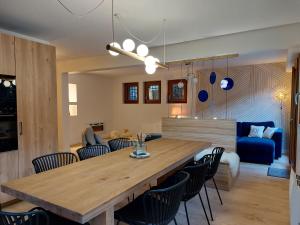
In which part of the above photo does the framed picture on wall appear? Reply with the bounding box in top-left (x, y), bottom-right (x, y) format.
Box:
top-left (167, 79), bottom-right (187, 103)
top-left (144, 81), bottom-right (161, 104)
top-left (123, 82), bottom-right (139, 104)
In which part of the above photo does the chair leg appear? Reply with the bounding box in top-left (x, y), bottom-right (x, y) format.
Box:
top-left (204, 183), bottom-right (213, 221)
top-left (198, 193), bottom-right (210, 225)
top-left (174, 218), bottom-right (178, 225)
top-left (213, 177), bottom-right (223, 205)
top-left (184, 201), bottom-right (190, 225)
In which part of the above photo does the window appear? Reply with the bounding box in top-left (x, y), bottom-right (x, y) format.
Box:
top-left (144, 81), bottom-right (161, 104)
top-left (167, 79), bottom-right (188, 103)
top-left (124, 82), bottom-right (139, 104)
top-left (68, 83), bottom-right (78, 116)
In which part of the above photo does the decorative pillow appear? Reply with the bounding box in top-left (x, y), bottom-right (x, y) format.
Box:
top-left (263, 127), bottom-right (278, 139)
top-left (248, 125), bottom-right (265, 138)
top-left (85, 127), bottom-right (96, 145)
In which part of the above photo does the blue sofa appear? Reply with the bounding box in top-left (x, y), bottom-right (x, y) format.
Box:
top-left (236, 121), bottom-right (283, 165)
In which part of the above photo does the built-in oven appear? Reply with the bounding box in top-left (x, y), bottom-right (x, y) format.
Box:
top-left (0, 74), bottom-right (18, 152)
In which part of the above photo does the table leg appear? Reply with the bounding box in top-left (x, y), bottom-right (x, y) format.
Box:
top-left (90, 207), bottom-right (114, 225)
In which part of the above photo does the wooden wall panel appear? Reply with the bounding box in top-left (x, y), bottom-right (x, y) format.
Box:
top-left (195, 63), bottom-right (291, 152)
top-left (15, 38), bottom-right (58, 177)
top-left (162, 118), bottom-right (236, 152)
top-left (0, 33), bottom-right (15, 75)
top-left (0, 151), bottom-right (19, 204)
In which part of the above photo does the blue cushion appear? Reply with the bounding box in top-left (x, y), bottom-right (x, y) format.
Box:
top-left (237, 137), bottom-right (275, 165)
top-left (236, 122), bottom-right (243, 137)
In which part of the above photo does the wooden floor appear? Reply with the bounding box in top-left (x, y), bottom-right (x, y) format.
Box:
top-left (3, 163), bottom-right (289, 225)
top-left (175, 163), bottom-right (290, 225)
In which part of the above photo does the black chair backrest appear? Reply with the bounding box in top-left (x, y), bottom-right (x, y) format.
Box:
top-left (182, 161), bottom-right (210, 201)
top-left (143, 171), bottom-right (190, 225)
top-left (32, 152), bottom-right (78, 174)
top-left (0, 209), bottom-right (49, 225)
top-left (199, 147), bottom-right (225, 179)
top-left (108, 138), bottom-right (134, 152)
top-left (77, 144), bottom-right (110, 161)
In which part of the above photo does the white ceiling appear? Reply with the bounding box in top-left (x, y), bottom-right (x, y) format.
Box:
top-left (1, 0), bottom-right (300, 59)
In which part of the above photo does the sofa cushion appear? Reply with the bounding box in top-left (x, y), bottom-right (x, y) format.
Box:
top-left (248, 125), bottom-right (265, 138)
top-left (241, 121), bottom-right (275, 137)
top-left (237, 137), bottom-right (275, 164)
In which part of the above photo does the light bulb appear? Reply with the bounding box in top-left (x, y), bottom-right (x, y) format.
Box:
top-left (220, 79), bottom-right (228, 89)
top-left (109, 42), bottom-right (121, 56)
top-left (3, 80), bottom-right (11, 87)
top-left (137, 44), bottom-right (149, 57)
top-left (12, 80), bottom-right (16, 85)
top-left (145, 65), bottom-right (156, 74)
top-left (122, 39), bottom-right (135, 52)
top-left (177, 81), bottom-right (184, 88)
top-left (144, 56), bottom-right (155, 66)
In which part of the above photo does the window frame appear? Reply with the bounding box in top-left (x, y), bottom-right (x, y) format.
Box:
top-left (144, 80), bottom-right (161, 104)
top-left (123, 82), bottom-right (139, 104)
top-left (167, 79), bottom-right (188, 103)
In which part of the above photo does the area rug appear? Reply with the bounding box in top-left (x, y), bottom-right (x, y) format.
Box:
top-left (267, 167), bottom-right (290, 179)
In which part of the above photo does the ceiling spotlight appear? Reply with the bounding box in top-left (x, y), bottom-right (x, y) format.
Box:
top-left (108, 42), bottom-right (121, 56)
top-left (122, 39), bottom-right (135, 52)
top-left (3, 80), bottom-right (11, 87)
top-left (145, 65), bottom-right (156, 75)
top-left (137, 44), bottom-right (149, 57)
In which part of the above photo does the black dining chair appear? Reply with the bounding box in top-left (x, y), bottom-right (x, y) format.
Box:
top-left (32, 152), bottom-right (78, 174)
top-left (182, 161), bottom-right (211, 225)
top-left (108, 138), bottom-right (134, 152)
top-left (0, 208), bottom-right (49, 225)
top-left (198, 147), bottom-right (225, 221)
top-left (76, 144), bottom-right (110, 161)
top-left (115, 171), bottom-right (190, 225)
top-left (29, 207), bottom-right (89, 225)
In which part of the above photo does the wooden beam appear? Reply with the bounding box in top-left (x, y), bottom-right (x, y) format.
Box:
top-left (106, 45), bottom-right (169, 69)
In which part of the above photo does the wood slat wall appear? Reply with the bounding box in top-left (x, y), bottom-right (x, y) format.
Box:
top-left (195, 63), bottom-right (291, 152)
top-left (162, 118), bottom-right (236, 152)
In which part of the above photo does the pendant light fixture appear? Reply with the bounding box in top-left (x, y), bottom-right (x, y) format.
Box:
top-left (106, 2), bottom-right (169, 74)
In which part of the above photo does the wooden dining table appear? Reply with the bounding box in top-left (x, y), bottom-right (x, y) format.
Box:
top-left (1, 138), bottom-right (211, 225)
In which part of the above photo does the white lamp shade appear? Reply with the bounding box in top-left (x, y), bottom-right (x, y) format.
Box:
top-left (220, 79), bottom-right (228, 89)
top-left (109, 42), bottom-right (121, 56)
top-left (145, 65), bottom-right (156, 74)
top-left (137, 44), bottom-right (149, 57)
top-left (122, 39), bottom-right (135, 52)
top-left (144, 56), bottom-right (155, 66)
top-left (3, 80), bottom-right (11, 87)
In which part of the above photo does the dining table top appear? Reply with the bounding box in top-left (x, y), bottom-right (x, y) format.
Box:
top-left (1, 138), bottom-right (211, 224)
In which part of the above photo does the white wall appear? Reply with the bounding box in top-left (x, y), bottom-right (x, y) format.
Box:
top-left (68, 74), bottom-right (113, 145)
top-left (111, 66), bottom-right (194, 134)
